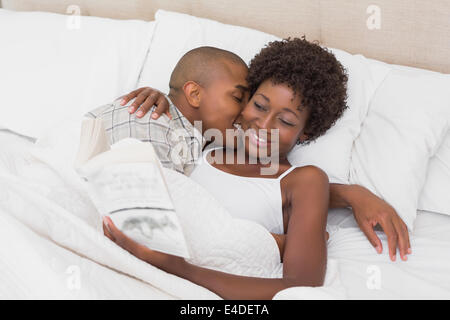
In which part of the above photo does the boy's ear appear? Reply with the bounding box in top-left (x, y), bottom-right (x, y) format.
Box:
top-left (182, 81), bottom-right (202, 108)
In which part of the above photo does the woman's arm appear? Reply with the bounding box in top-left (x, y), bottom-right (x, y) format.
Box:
top-left (103, 166), bottom-right (329, 300)
top-left (329, 183), bottom-right (354, 208)
top-left (329, 183), bottom-right (411, 261)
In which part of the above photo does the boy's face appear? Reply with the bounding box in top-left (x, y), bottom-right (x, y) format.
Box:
top-left (197, 61), bottom-right (249, 142)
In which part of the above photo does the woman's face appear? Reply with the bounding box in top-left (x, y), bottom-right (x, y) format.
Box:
top-left (237, 79), bottom-right (309, 160)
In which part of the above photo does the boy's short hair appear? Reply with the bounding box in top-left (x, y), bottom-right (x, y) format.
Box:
top-left (169, 46), bottom-right (247, 96)
top-left (247, 37), bottom-right (348, 144)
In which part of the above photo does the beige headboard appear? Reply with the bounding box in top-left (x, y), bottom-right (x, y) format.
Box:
top-left (2, 0), bottom-right (450, 73)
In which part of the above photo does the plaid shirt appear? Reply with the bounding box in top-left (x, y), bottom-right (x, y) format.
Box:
top-left (85, 97), bottom-right (204, 175)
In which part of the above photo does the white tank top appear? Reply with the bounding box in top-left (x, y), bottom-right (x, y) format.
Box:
top-left (190, 148), bottom-right (297, 234)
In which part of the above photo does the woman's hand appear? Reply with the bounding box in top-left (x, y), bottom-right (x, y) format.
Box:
top-left (346, 185), bottom-right (411, 262)
top-left (102, 216), bottom-right (185, 274)
top-left (119, 87), bottom-right (172, 120)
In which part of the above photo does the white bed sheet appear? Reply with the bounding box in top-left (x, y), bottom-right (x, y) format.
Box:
top-left (1, 130), bottom-right (450, 299)
top-left (0, 211), bottom-right (173, 299)
top-left (0, 130), bottom-right (217, 299)
top-left (324, 208), bottom-right (450, 299)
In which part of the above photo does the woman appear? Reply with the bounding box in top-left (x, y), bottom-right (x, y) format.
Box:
top-left (103, 38), bottom-right (410, 299)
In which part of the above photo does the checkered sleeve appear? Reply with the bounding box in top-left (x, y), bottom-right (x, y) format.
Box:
top-left (84, 98), bottom-right (201, 175)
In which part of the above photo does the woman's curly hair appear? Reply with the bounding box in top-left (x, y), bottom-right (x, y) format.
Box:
top-left (247, 37), bottom-right (348, 143)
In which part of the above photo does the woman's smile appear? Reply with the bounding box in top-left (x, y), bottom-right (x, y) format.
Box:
top-left (247, 127), bottom-right (271, 148)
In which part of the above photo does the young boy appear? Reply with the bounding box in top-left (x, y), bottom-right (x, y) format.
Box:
top-left (86, 46), bottom-right (248, 175)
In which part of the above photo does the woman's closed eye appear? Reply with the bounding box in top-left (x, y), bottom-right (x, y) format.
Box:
top-left (254, 102), bottom-right (297, 126)
top-left (254, 101), bottom-right (268, 111)
top-left (279, 117), bottom-right (296, 126)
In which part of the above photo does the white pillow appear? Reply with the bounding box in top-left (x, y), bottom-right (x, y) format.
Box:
top-left (139, 10), bottom-right (390, 184)
top-left (349, 70), bottom-right (450, 230)
top-left (389, 64), bottom-right (450, 217)
top-left (418, 131), bottom-right (450, 215)
top-left (361, 59), bottom-right (450, 217)
top-left (137, 9), bottom-right (279, 91)
top-left (288, 49), bottom-right (390, 183)
top-left (0, 9), bottom-right (155, 138)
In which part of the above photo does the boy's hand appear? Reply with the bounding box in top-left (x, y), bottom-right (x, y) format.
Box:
top-left (347, 185), bottom-right (411, 262)
top-left (119, 87), bottom-right (172, 120)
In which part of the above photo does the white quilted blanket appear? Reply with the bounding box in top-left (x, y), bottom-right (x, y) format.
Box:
top-left (0, 119), bottom-right (342, 299)
top-left (4, 120), bottom-right (450, 299)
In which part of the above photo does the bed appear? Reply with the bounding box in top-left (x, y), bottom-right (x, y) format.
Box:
top-left (1, 0), bottom-right (450, 300)
top-left (2, 128), bottom-right (450, 300)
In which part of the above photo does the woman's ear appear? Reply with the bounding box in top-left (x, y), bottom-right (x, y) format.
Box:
top-left (182, 81), bottom-right (202, 108)
top-left (297, 132), bottom-right (309, 145)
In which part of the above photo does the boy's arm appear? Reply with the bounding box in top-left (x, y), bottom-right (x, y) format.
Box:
top-left (330, 183), bottom-right (411, 262)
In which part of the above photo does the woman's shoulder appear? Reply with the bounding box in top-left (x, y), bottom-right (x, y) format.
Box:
top-left (283, 165), bottom-right (329, 191)
top-left (287, 165), bottom-right (329, 182)
top-left (283, 165), bottom-right (330, 216)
